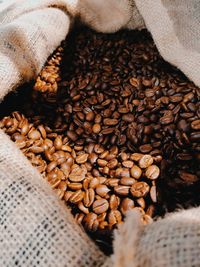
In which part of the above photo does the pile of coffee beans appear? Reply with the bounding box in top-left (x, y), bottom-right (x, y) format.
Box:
top-left (1, 111), bottom-right (159, 230)
top-left (0, 27), bottom-right (199, 237)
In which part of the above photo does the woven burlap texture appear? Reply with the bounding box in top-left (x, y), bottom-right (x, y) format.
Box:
top-left (0, 0), bottom-right (199, 267)
top-left (0, 129), bottom-right (108, 267)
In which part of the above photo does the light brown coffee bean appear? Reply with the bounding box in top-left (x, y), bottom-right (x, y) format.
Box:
top-left (107, 158), bottom-right (118, 169)
top-left (47, 161), bottom-right (57, 173)
top-left (145, 165), bottom-right (160, 180)
top-left (69, 190), bottom-right (84, 204)
top-left (120, 177), bottom-right (136, 186)
top-left (54, 136), bottom-right (62, 150)
top-left (68, 183), bottom-right (82, 190)
top-left (130, 153), bottom-right (143, 161)
top-left (109, 194), bottom-right (120, 210)
top-left (115, 168), bottom-right (130, 178)
top-left (69, 165), bottom-right (86, 182)
top-left (130, 165), bottom-right (142, 179)
top-left (92, 123), bottom-right (101, 133)
top-left (76, 153), bottom-right (88, 164)
top-left (97, 159), bottom-right (108, 167)
top-left (84, 213), bottom-right (99, 231)
top-left (28, 129), bottom-right (41, 140)
top-left (64, 191), bottom-right (74, 202)
top-left (150, 185), bottom-right (157, 203)
top-left (136, 197), bottom-right (146, 209)
top-left (94, 144), bottom-right (104, 154)
top-left (114, 185), bottom-right (130, 196)
top-left (130, 182), bottom-right (150, 198)
top-left (120, 198), bottom-right (135, 215)
top-left (108, 210), bottom-right (122, 226)
top-left (96, 185), bottom-right (110, 197)
top-left (84, 188), bottom-right (95, 207)
top-left (92, 199), bottom-right (109, 214)
top-left (78, 202), bottom-right (89, 214)
top-left (191, 120), bottom-right (200, 130)
top-left (89, 177), bottom-right (99, 189)
top-left (139, 155), bottom-right (153, 168)
top-left (122, 160), bottom-right (134, 168)
top-left (88, 152), bottom-right (98, 164)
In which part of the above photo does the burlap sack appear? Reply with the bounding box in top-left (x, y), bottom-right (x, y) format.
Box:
top-left (0, 0), bottom-right (199, 266)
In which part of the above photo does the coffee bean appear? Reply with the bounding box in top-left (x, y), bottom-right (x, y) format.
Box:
top-left (103, 118), bottom-right (118, 126)
top-left (120, 198), bottom-right (135, 215)
top-left (120, 177), bottom-right (136, 186)
top-left (136, 197), bottom-right (146, 209)
top-left (96, 185), bottom-right (110, 198)
top-left (139, 155), bottom-right (153, 169)
top-left (84, 213), bottom-right (99, 231)
top-left (130, 153), bottom-right (143, 161)
top-left (69, 190), bottom-right (84, 204)
top-left (191, 120), bottom-right (200, 130)
top-left (145, 165), bottom-right (160, 180)
top-left (130, 165), bottom-right (142, 179)
top-left (179, 171), bottom-right (198, 184)
top-left (109, 194), bottom-right (120, 210)
top-left (69, 165), bottom-right (86, 182)
top-left (130, 182), bottom-right (150, 198)
top-left (97, 159), bottom-right (108, 167)
top-left (92, 199), bottom-right (109, 214)
top-left (150, 185), bottom-right (157, 203)
top-left (108, 210), bottom-right (122, 226)
top-left (107, 158), bottom-right (118, 169)
top-left (122, 114), bottom-right (135, 122)
top-left (84, 188), bottom-right (95, 207)
top-left (122, 160), bottom-right (134, 168)
top-left (67, 130), bottom-right (78, 141)
top-left (114, 185), bottom-right (130, 196)
top-left (92, 123), bottom-right (101, 133)
top-left (76, 153), bottom-right (88, 164)
top-left (28, 129), bottom-right (41, 140)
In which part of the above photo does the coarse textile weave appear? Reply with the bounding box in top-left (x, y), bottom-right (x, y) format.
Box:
top-left (0, 0), bottom-right (199, 267)
top-left (0, 129), bottom-right (107, 267)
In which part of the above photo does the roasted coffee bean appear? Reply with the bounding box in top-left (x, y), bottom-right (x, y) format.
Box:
top-left (130, 165), bottom-right (142, 179)
top-left (84, 188), bottom-right (95, 207)
top-left (95, 185), bottom-right (110, 198)
top-left (108, 210), bottom-right (122, 226)
top-left (84, 213), bottom-right (99, 231)
top-left (150, 185), bottom-right (157, 203)
top-left (69, 190), bottom-right (84, 204)
top-left (130, 182), bottom-right (150, 198)
top-left (120, 177), bottom-right (136, 186)
top-left (145, 165), bottom-right (160, 180)
top-left (139, 155), bottom-right (154, 169)
top-left (92, 199), bottom-right (109, 214)
top-left (191, 120), bottom-right (200, 130)
top-left (109, 195), bottom-right (120, 210)
top-left (76, 153), bottom-right (88, 164)
top-left (136, 197), bottom-right (146, 209)
top-left (114, 185), bottom-right (130, 196)
top-left (69, 165), bottom-right (86, 182)
top-left (120, 198), bottom-right (135, 215)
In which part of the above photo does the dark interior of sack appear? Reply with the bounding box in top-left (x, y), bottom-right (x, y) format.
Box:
top-left (0, 26), bottom-right (199, 254)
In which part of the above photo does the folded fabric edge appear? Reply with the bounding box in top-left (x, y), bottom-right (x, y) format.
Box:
top-left (135, 0), bottom-right (200, 87)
